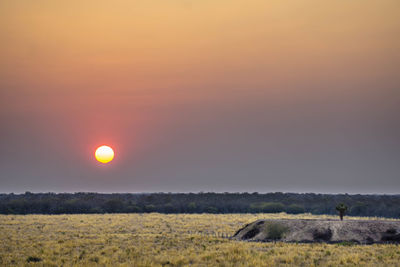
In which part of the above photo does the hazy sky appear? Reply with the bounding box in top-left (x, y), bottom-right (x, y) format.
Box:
top-left (1, 0), bottom-right (399, 193)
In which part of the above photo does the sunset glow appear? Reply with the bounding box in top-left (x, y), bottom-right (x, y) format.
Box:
top-left (1, 0), bottom-right (399, 193)
top-left (95, 146), bottom-right (114, 164)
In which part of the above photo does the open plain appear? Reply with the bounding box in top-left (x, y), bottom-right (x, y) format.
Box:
top-left (1, 213), bottom-right (400, 266)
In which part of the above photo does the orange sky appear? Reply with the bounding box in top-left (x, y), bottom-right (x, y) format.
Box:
top-left (2, 0), bottom-right (399, 94)
top-left (1, 0), bottom-right (399, 193)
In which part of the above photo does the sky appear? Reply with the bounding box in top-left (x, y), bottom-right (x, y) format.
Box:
top-left (1, 0), bottom-right (399, 194)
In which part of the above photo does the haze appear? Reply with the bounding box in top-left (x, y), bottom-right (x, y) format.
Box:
top-left (1, 0), bottom-right (399, 193)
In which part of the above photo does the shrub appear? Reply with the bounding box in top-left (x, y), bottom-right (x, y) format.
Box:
top-left (102, 199), bottom-right (124, 213)
top-left (187, 202), bottom-right (197, 213)
top-left (286, 204), bottom-right (305, 214)
top-left (264, 223), bottom-right (288, 240)
top-left (26, 256), bottom-right (42, 263)
top-left (313, 228), bottom-right (332, 241)
top-left (144, 204), bottom-right (156, 212)
top-left (250, 202), bottom-right (285, 213)
top-left (206, 206), bottom-right (218, 213)
top-left (337, 241), bottom-right (356, 246)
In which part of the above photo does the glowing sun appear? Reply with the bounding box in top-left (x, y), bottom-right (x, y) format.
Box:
top-left (95, 145), bottom-right (114, 164)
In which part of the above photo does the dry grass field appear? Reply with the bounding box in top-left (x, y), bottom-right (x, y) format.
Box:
top-left (1, 213), bottom-right (400, 266)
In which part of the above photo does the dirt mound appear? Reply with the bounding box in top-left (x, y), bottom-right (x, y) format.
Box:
top-left (232, 219), bottom-right (400, 244)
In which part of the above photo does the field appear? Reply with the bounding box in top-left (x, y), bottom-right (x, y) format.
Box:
top-left (1, 213), bottom-right (400, 266)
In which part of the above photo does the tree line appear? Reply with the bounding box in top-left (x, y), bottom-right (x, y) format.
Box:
top-left (0, 192), bottom-right (399, 218)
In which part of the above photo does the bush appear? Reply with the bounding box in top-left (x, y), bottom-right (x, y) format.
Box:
top-left (187, 202), bottom-right (197, 213)
top-left (286, 204), bottom-right (305, 214)
top-left (337, 241), bottom-right (357, 246)
top-left (313, 228), bottom-right (332, 241)
top-left (126, 205), bottom-right (141, 213)
top-left (206, 206), bottom-right (218, 213)
top-left (250, 202), bottom-right (285, 213)
top-left (26, 256), bottom-right (42, 263)
top-left (349, 202), bottom-right (368, 216)
top-left (264, 223), bottom-right (288, 240)
top-left (102, 199), bottom-right (124, 213)
top-left (144, 204), bottom-right (156, 212)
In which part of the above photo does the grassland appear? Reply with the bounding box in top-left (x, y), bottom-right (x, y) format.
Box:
top-left (1, 213), bottom-right (399, 266)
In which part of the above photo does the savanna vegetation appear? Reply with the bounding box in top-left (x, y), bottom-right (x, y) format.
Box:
top-left (1, 213), bottom-right (400, 266)
top-left (1, 192), bottom-right (400, 218)
top-left (336, 203), bottom-right (348, 221)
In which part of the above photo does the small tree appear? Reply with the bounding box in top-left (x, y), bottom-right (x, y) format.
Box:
top-left (336, 203), bottom-right (348, 221)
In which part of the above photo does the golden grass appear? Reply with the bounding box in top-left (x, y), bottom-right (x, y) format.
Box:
top-left (1, 213), bottom-right (399, 266)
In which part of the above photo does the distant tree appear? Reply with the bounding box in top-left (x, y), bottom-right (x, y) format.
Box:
top-left (286, 204), bottom-right (305, 214)
top-left (0, 192), bottom-right (399, 218)
top-left (163, 203), bottom-right (177, 213)
top-left (336, 203), bottom-right (348, 220)
top-left (103, 199), bottom-right (124, 213)
top-left (144, 204), bottom-right (156, 212)
top-left (187, 202), bottom-right (197, 213)
top-left (126, 204), bottom-right (141, 213)
top-left (206, 206), bottom-right (218, 213)
top-left (9, 199), bottom-right (30, 214)
top-left (250, 202), bottom-right (285, 213)
top-left (349, 202), bottom-right (368, 216)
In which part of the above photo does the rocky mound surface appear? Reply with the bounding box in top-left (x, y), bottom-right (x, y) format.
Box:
top-left (232, 219), bottom-right (400, 244)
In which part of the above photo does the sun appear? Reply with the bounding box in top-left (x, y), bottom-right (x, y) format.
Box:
top-left (95, 145), bottom-right (114, 164)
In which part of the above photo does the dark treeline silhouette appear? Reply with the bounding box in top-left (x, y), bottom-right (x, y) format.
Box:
top-left (0, 192), bottom-right (399, 218)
